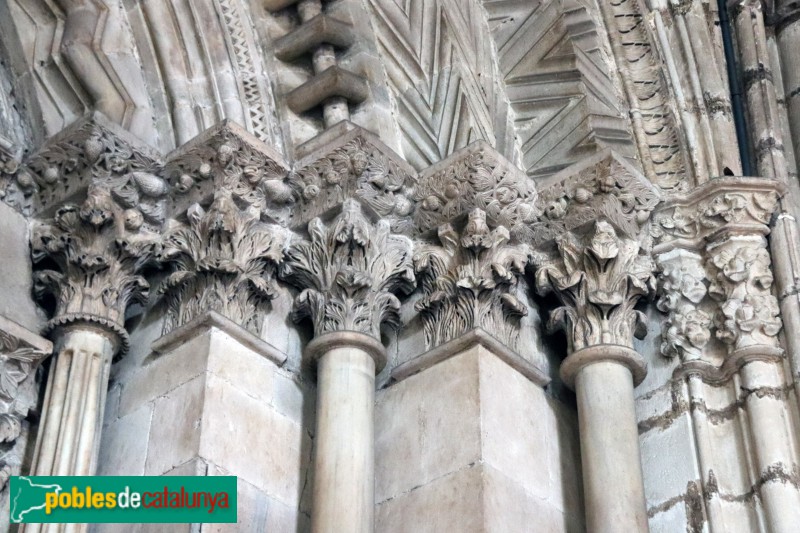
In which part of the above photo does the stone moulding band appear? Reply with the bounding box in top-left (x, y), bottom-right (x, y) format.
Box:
top-left (150, 310), bottom-right (288, 367)
top-left (390, 327), bottom-right (550, 387)
top-left (560, 344), bottom-right (648, 390)
top-left (673, 345), bottom-right (785, 385)
top-left (304, 330), bottom-right (387, 371)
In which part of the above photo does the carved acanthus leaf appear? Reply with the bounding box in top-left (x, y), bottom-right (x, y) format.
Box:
top-left (0, 317), bottom-right (52, 493)
top-left (413, 142), bottom-right (538, 238)
top-left (31, 186), bottom-right (155, 350)
top-left (157, 188), bottom-right (289, 336)
top-left (281, 199), bottom-right (415, 339)
top-left (706, 239), bottom-right (782, 349)
top-left (414, 208), bottom-right (530, 350)
top-left (656, 256), bottom-right (712, 360)
top-left (535, 220), bottom-right (655, 352)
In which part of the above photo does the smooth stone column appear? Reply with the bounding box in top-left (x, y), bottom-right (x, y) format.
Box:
top-left (562, 345), bottom-right (649, 533)
top-left (306, 332), bottom-right (385, 533)
top-left (737, 349), bottom-right (800, 533)
top-left (23, 325), bottom-right (116, 533)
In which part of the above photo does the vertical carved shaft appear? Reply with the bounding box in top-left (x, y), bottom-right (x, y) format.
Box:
top-left (281, 200), bottom-right (414, 532)
top-left (776, 7), bottom-right (800, 173)
top-left (536, 221), bottom-right (651, 532)
top-left (706, 232), bottom-right (800, 532)
top-left (307, 335), bottom-right (382, 533)
top-left (732, 1), bottom-right (788, 180)
top-left (30, 328), bottom-right (113, 478)
top-left (22, 329), bottom-right (114, 533)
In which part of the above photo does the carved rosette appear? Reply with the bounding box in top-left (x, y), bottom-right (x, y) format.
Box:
top-left (0, 319), bottom-right (52, 493)
top-left (655, 251), bottom-right (713, 360)
top-left (157, 189), bottom-right (289, 336)
top-left (706, 237), bottom-right (782, 350)
top-left (280, 199), bottom-right (415, 340)
top-left (31, 186), bottom-right (155, 352)
top-left (535, 220), bottom-right (655, 353)
top-left (414, 209), bottom-right (530, 350)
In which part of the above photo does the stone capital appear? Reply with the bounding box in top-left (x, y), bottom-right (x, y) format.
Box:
top-left (413, 208), bottom-right (531, 351)
top-left (31, 186), bottom-right (156, 353)
top-left (0, 316), bottom-right (52, 492)
top-left (156, 187), bottom-right (289, 337)
top-left (651, 177), bottom-right (785, 251)
top-left (280, 199), bottom-right (415, 342)
top-left (5, 112), bottom-right (162, 219)
top-left (534, 220), bottom-right (656, 353)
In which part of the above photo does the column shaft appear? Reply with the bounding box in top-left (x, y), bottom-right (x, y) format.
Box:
top-left (311, 345), bottom-right (376, 533)
top-left (739, 359), bottom-right (800, 533)
top-left (22, 327), bottom-right (114, 533)
top-left (574, 360), bottom-right (649, 533)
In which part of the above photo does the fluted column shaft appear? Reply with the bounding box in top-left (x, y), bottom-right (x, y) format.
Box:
top-left (22, 326), bottom-right (115, 533)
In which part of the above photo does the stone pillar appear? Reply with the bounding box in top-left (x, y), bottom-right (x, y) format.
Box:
top-left (535, 220), bottom-right (653, 533)
top-left (281, 199), bottom-right (415, 533)
top-left (29, 327), bottom-right (115, 479)
top-left (306, 333), bottom-right (383, 533)
top-left (23, 186), bottom-right (156, 532)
